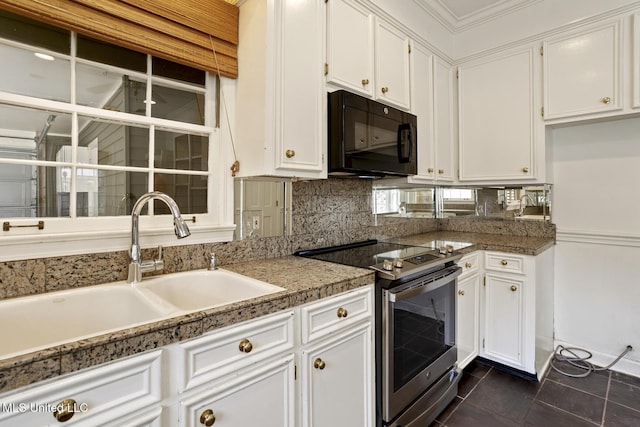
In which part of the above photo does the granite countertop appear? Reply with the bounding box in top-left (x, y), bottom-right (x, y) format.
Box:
top-left (0, 231), bottom-right (554, 394)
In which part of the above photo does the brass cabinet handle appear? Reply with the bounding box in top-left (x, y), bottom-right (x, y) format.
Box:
top-left (465, 262), bottom-right (472, 269)
top-left (238, 338), bottom-right (253, 353)
top-left (427, 167), bottom-right (434, 173)
top-left (285, 149), bottom-right (295, 158)
top-left (510, 285), bottom-right (518, 292)
top-left (458, 290), bottom-right (465, 296)
top-left (361, 78), bottom-right (369, 86)
top-left (522, 167), bottom-right (529, 173)
top-left (438, 169), bottom-right (444, 174)
top-left (200, 409), bottom-right (216, 426)
top-left (501, 259), bottom-right (508, 266)
top-left (602, 96), bottom-right (612, 104)
top-left (336, 307), bottom-right (348, 318)
top-left (381, 87), bottom-right (389, 94)
top-left (53, 399), bottom-right (77, 423)
top-left (314, 358), bottom-right (326, 370)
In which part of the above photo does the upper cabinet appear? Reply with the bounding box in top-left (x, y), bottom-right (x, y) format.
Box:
top-left (235, 0), bottom-right (326, 179)
top-left (542, 19), bottom-right (623, 120)
top-left (326, 0), bottom-right (410, 110)
top-left (458, 45), bottom-right (543, 183)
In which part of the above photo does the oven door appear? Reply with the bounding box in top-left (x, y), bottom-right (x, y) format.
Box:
top-left (382, 266), bottom-right (461, 422)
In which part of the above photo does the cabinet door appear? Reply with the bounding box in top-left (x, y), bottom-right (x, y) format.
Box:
top-left (458, 46), bottom-right (537, 182)
top-left (457, 273), bottom-right (480, 369)
top-left (180, 355), bottom-right (295, 427)
top-left (276, 0), bottom-right (325, 174)
top-left (410, 42), bottom-right (435, 180)
top-left (326, 0), bottom-right (374, 97)
top-left (375, 20), bottom-right (411, 110)
top-left (300, 322), bottom-right (373, 427)
top-left (542, 19), bottom-right (622, 119)
top-left (434, 57), bottom-right (455, 182)
top-left (483, 274), bottom-right (524, 369)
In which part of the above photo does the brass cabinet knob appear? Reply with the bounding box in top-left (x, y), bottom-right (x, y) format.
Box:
top-left (238, 338), bottom-right (253, 353)
top-left (458, 290), bottom-right (465, 296)
top-left (465, 262), bottom-right (472, 269)
top-left (438, 169), bottom-right (444, 174)
top-left (200, 409), bottom-right (216, 426)
top-left (361, 78), bottom-right (369, 86)
top-left (501, 259), bottom-right (508, 266)
top-left (53, 399), bottom-right (77, 422)
top-left (285, 149), bottom-right (295, 158)
top-left (522, 167), bottom-right (529, 173)
top-left (602, 96), bottom-right (612, 104)
top-left (510, 285), bottom-right (518, 292)
top-left (427, 167), bottom-right (434, 173)
top-left (336, 307), bottom-right (348, 318)
top-left (381, 87), bottom-right (389, 94)
top-left (314, 358), bottom-right (326, 370)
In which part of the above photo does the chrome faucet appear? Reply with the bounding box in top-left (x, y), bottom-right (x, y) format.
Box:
top-left (518, 193), bottom-right (535, 217)
top-left (127, 192), bottom-right (191, 283)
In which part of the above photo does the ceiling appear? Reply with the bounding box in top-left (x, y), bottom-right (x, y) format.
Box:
top-left (416, 0), bottom-right (538, 32)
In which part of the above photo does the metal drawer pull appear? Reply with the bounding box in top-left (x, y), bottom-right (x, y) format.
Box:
top-left (53, 399), bottom-right (77, 422)
top-left (602, 96), bottom-right (611, 104)
top-left (200, 409), bottom-right (216, 426)
top-left (314, 358), bottom-right (326, 370)
top-left (337, 307), bottom-right (348, 318)
top-left (381, 87), bottom-right (389, 94)
top-left (465, 262), bottom-right (472, 269)
top-left (361, 78), bottom-right (369, 85)
top-left (510, 285), bottom-right (518, 292)
top-left (458, 290), bottom-right (465, 296)
top-left (238, 338), bottom-right (253, 353)
top-left (501, 259), bottom-right (508, 266)
top-left (285, 149), bottom-right (295, 158)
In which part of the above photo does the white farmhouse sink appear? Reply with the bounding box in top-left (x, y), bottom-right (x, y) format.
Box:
top-left (0, 284), bottom-right (169, 358)
top-left (134, 268), bottom-right (285, 311)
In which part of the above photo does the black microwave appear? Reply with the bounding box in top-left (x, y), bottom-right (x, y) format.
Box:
top-left (328, 90), bottom-right (417, 177)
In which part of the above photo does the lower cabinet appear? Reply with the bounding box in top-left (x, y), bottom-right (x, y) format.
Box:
top-left (456, 271), bottom-right (480, 369)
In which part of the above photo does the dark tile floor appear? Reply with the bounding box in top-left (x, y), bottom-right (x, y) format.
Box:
top-left (431, 359), bottom-right (640, 426)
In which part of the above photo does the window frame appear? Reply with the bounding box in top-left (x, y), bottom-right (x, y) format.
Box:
top-left (0, 34), bottom-right (236, 262)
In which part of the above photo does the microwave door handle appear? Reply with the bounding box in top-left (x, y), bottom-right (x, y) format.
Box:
top-left (397, 123), bottom-right (412, 163)
top-left (388, 268), bottom-right (461, 303)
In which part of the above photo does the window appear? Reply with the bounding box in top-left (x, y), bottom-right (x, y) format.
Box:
top-left (0, 11), bottom-right (235, 260)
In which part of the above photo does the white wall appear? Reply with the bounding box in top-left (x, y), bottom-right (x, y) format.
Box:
top-left (552, 117), bottom-right (640, 376)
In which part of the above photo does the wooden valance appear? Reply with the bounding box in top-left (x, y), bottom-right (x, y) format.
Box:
top-left (0, 0), bottom-right (239, 78)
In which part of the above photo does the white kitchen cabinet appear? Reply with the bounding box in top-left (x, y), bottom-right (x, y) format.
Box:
top-left (326, 0), bottom-right (410, 110)
top-left (179, 355), bottom-right (296, 427)
top-left (325, 0), bottom-right (374, 98)
top-left (375, 20), bottom-right (411, 110)
top-left (235, 0), bottom-right (326, 179)
top-left (480, 249), bottom-right (554, 377)
top-left (542, 18), bottom-right (623, 120)
top-left (300, 322), bottom-right (373, 427)
top-left (456, 253), bottom-right (481, 369)
top-left (408, 46), bottom-right (454, 183)
top-left (0, 350), bottom-right (163, 427)
top-left (633, 13), bottom-right (640, 109)
top-left (458, 45), bottom-right (542, 183)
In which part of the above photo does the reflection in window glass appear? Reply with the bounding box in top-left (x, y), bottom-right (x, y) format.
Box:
top-left (151, 85), bottom-right (205, 125)
top-left (155, 173), bottom-right (207, 215)
top-left (0, 10), bottom-right (70, 54)
top-left (0, 43), bottom-right (71, 102)
top-left (76, 169), bottom-right (148, 217)
top-left (77, 35), bottom-right (146, 72)
top-left (153, 57), bottom-right (205, 86)
top-left (154, 131), bottom-right (208, 171)
top-left (76, 63), bottom-right (132, 110)
top-left (78, 117), bottom-right (148, 168)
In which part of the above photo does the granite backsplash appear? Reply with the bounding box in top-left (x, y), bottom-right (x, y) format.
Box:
top-left (0, 178), bottom-right (554, 300)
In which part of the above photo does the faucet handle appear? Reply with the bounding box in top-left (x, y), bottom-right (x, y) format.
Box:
top-left (209, 252), bottom-right (218, 270)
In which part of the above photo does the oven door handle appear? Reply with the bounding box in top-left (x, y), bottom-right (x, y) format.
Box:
top-left (388, 268), bottom-right (461, 303)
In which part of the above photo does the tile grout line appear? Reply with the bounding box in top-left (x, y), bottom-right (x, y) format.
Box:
top-left (600, 370), bottom-right (612, 426)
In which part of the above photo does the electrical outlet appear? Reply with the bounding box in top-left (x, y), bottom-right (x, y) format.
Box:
top-left (252, 216), bottom-right (260, 230)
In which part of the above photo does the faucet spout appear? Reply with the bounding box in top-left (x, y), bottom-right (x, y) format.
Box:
top-left (128, 191), bottom-right (191, 283)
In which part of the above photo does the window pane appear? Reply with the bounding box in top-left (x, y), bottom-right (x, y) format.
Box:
top-left (154, 131), bottom-right (208, 171)
top-left (0, 43), bottom-right (71, 102)
top-left (76, 169), bottom-right (148, 217)
top-left (153, 57), bottom-right (205, 86)
top-left (77, 35), bottom-right (146, 73)
top-left (76, 63), bottom-right (132, 110)
top-left (78, 117), bottom-right (149, 168)
top-left (154, 172), bottom-right (207, 215)
top-left (151, 85), bottom-right (205, 125)
top-left (0, 10), bottom-right (70, 54)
